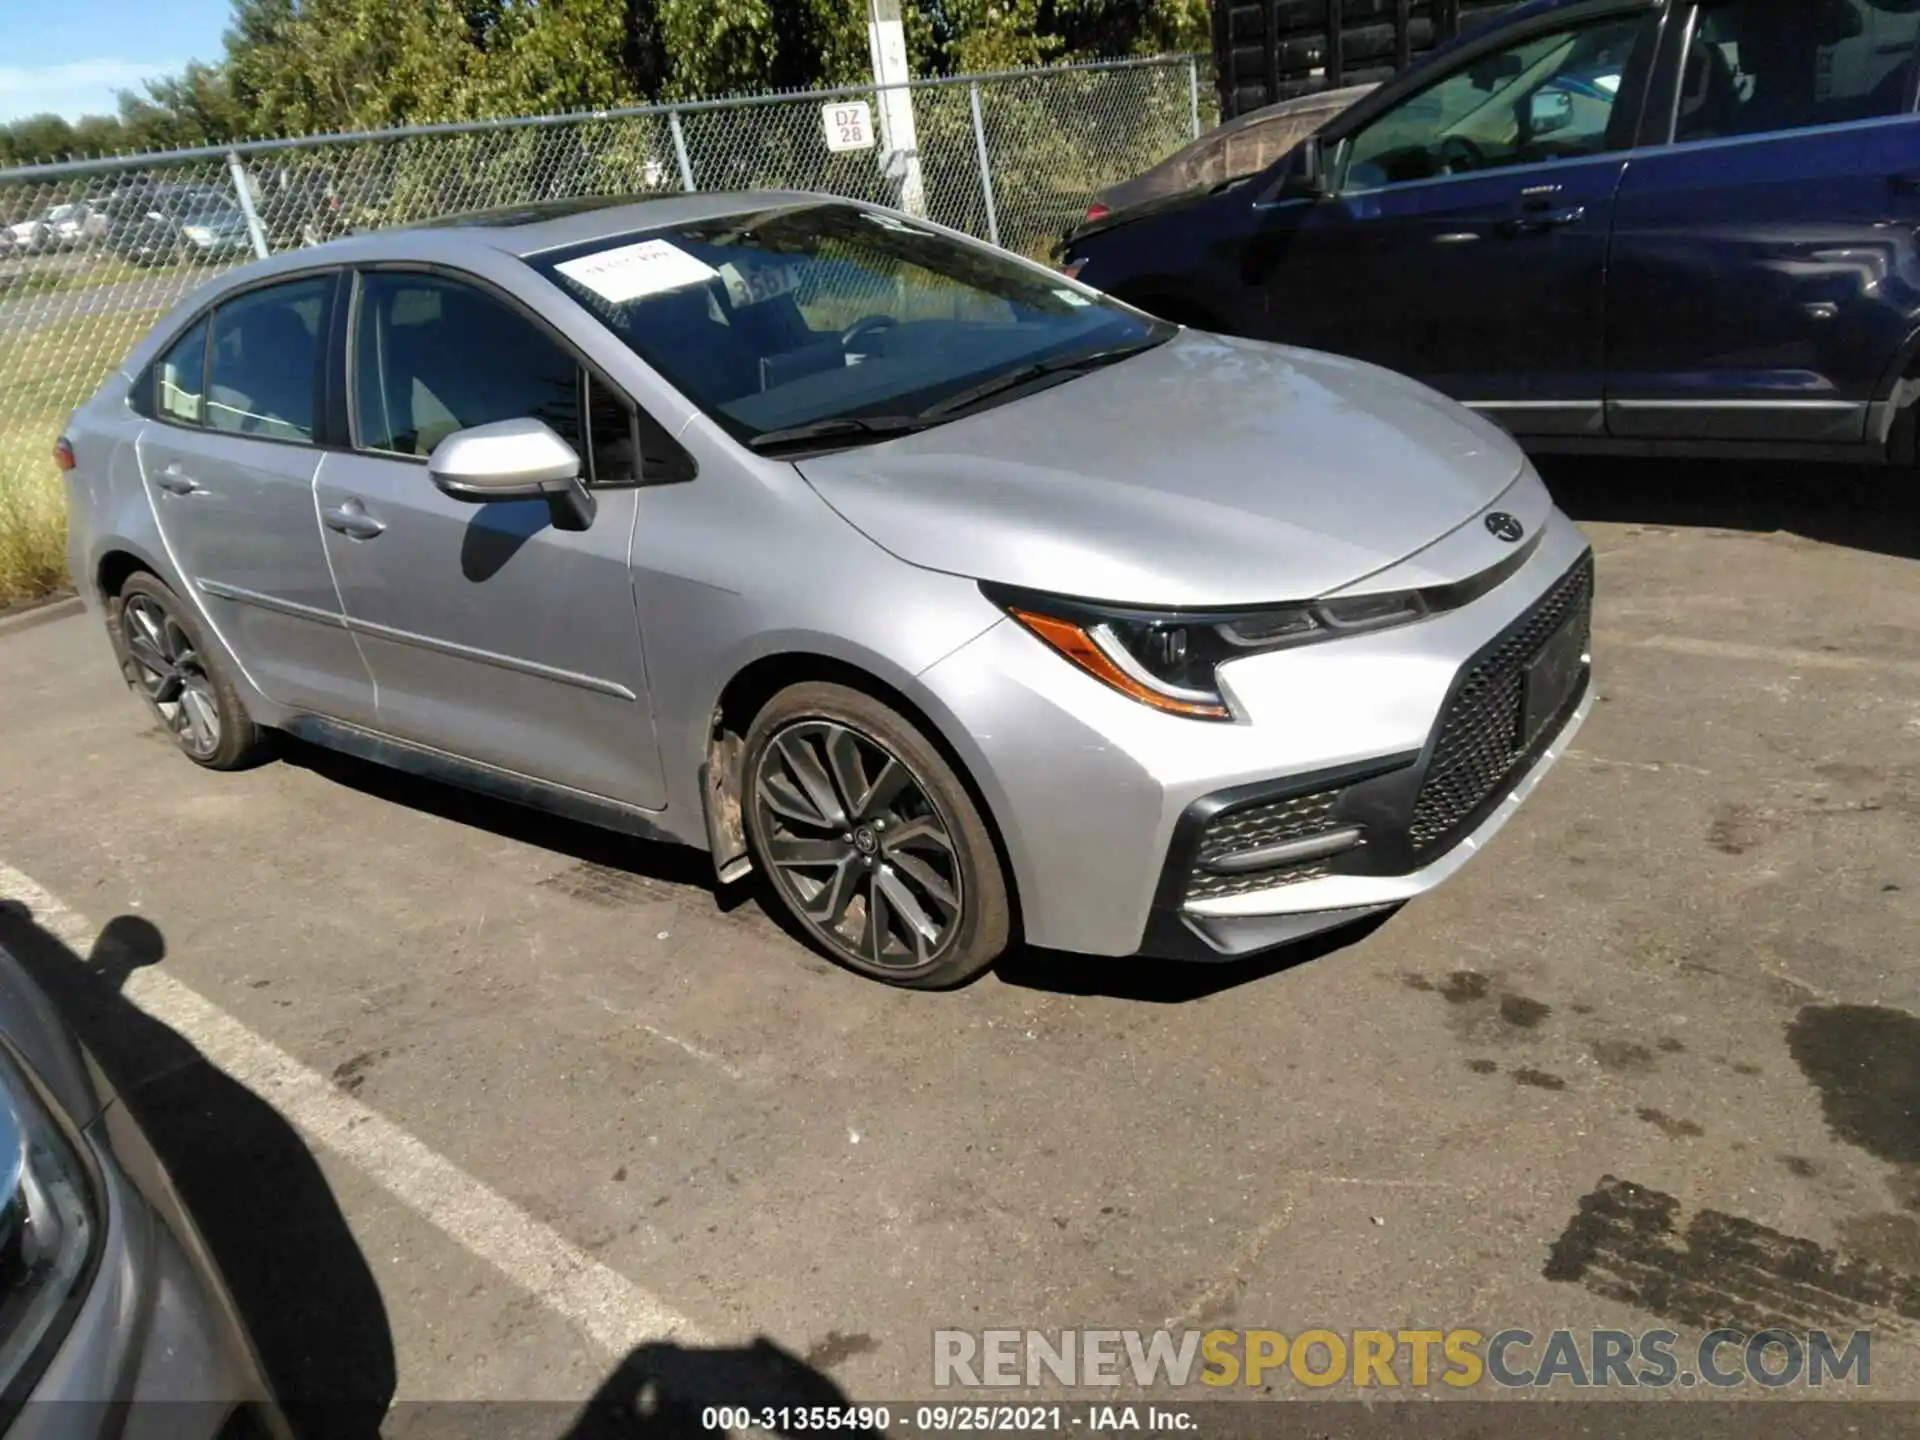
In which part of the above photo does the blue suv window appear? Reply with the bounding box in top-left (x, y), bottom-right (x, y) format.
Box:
top-left (1343, 15), bottom-right (1648, 190)
top-left (1676, 0), bottom-right (1920, 143)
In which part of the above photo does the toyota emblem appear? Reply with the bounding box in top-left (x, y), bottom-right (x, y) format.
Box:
top-left (1485, 512), bottom-right (1525, 543)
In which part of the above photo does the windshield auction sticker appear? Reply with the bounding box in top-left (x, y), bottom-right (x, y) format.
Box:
top-left (555, 238), bottom-right (718, 304)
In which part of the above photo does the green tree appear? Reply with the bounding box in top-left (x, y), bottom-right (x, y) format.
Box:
top-left (481, 0), bottom-right (642, 114)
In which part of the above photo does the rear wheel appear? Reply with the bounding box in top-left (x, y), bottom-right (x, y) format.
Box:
top-left (743, 683), bottom-right (1010, 989)
top-left (109, 573), bottom-right (268, 770)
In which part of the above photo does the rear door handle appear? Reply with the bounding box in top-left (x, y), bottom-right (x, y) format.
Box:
top-left (1889, 172), bottom-right (1920, 195)
top-left (154, 463), bottom-right (199, 496)
top-left (322, 499), bottom-right (386, 540)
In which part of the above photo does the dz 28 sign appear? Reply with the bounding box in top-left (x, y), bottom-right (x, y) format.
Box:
top-left (823, 101), bottom-right (875, 153)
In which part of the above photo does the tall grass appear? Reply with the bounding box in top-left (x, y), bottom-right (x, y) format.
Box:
top-left (0, 307), bottom-right (162, 606)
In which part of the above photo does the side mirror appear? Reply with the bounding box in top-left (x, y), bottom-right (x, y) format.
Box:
top-left (428, 418), bottom-right (597, 532)
top-left (1260, 134), bottom-right (1329, 204)
top-left (1526, 88), bottom-right (1575, 138)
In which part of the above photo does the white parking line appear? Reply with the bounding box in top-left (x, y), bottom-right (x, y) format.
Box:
top-left (0, 859), bottom-right (705, 1355)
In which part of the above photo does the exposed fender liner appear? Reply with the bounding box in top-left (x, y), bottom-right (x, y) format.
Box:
top-left (702, 718), bottom-right (752, 885)
top-left (1871, 321), bottom-right (1920, 461)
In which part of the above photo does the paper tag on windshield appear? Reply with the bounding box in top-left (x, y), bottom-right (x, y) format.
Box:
top-left (719, 260), bottom-right (803, 309)
top-left (1052, 287), bottom-right (1092, 307)
top-left (556, 239), bottom-right (717, 304)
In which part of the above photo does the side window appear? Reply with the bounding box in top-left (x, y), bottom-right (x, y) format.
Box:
top-left (1343, 15), bottom-right (1649, 190)
top-left (1676, 0), bottom-right (1919, 144)
top-left (205, 275), bottom-right (331, 442)
top-left (584, 373), bottom-right (638, 484)
top-left (585, 372), bottom-right (696, 486)
top-left (155, 317), bottom-right (209, 426)
top-left (352, 272), bottom-right (582, 458)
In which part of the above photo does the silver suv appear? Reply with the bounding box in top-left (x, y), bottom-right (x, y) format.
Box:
top-left (62, 192), bottom-right (1594, 988)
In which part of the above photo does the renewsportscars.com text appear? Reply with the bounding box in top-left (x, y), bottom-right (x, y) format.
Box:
top-left (932, 1327), bottom-right (1871, 1390)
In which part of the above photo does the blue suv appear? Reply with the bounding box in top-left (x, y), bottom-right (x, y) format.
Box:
top-left (1063, 0), bottom-right (1920, 464)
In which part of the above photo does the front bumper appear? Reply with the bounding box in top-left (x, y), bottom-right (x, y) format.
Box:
top-left (916, 495), bottom-right (1595, 959)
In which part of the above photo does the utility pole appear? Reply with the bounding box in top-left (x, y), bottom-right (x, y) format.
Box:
top-left (866, 0), bottom-right (926, 216)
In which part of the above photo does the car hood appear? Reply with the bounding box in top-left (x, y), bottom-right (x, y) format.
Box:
top-left (794, 330), bottom-right (1528, 607)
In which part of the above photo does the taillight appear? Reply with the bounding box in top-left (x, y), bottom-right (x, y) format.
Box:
top-left (1084, 202), bottom-right (1110, 221)
top-left (52, 437), bottom-right (75, 472)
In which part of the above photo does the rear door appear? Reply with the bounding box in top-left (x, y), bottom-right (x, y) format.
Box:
top-left (1606, 0), bottom-right (1920, 443)
top-left (135, 271), bottom-right (376, 722)
top-left (313, 267), bottom-right (668, 809)
top-left (1250, 2), bottom-right (1663, 437)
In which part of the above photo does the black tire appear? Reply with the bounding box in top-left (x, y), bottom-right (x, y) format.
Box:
top-left (108, 572), bottom-right (269, 771)
top-left (743, 682), bottom-right (1011, 989)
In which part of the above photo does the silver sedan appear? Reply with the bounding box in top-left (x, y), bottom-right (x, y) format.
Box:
top-left (61, 191), bottom-right (1593, 988)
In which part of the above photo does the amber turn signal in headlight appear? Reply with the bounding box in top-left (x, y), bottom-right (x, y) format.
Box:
top-left (1006, 608), bottom-right (1232, 721)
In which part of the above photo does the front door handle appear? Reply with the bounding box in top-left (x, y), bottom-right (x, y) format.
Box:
top-left (1499, 204), bottom-right (1588, 236)
top-left (1889, 172), bottom-right (1920, 195)
top-left (322, 498), bottom-right (386, 540)
top-left (154, 463), bottom-right (199, 496)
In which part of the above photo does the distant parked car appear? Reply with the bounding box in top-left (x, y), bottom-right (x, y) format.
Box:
top-left (0, 930), bottom-right (290, 1432)
top-left (101, 185), bottom-right (253, 267)
top-left (253, 167), bottom-right (345, 249)
top-left (4, 215), bottom-right (48, 254)
top-left (1064, 0), bottom-right (1920, 465)
top-left (42, 201), bottom-right (107, 249)
top-left (60, 191), bottom-right (1592, 988)
top-left (1083, 84), bottom-right (1376, 224)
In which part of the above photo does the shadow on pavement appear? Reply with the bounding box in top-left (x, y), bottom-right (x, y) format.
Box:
top-left (994, 909), bottom-right (1395, 1003)
top-left (0, 903), bottom-right (395, 1439)
top-left (278, 737), bottom-right (739, 904)
top-left (281, 737), bottom-right (1393, 1001)
top-left (1536, 455), bottom-right (1920, 562)
top-left (560, 1338), bottom-right (880, 1440)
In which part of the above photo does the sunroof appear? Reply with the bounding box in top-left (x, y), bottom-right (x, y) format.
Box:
top-left (414, 195), bottom-right (644, 229)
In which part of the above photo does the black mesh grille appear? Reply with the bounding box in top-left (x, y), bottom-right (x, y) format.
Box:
top-left (1186, 788), bottom-right (1342, 900)
top-left (1408, 556), bottom-right (1594, 854)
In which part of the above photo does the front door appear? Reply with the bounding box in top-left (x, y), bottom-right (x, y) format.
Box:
top-left (1606, 0), bottom-right (1920, 443)
top-left (135, 271), bottom-right (376, 723)
top-left (314, 268), bottom-right (666, 810)
top-left (1248, 4), bottom-right (1662, 436)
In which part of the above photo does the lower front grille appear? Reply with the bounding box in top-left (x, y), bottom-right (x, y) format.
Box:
top-left (1408, 554), bottom-right (1594, 854)
top-left (1185, 787), bottom-right (1344, 901)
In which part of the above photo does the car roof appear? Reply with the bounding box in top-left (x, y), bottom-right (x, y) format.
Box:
top-left (394, 188), bottom-right (827, 258)
top-left (113, 188), bottom-right (865, 377)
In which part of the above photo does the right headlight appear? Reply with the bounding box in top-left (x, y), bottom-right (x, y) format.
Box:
top-left (0, 1051), bottom-right (97, 1402)
top-left (982, 583), bottom-right (1432, 721)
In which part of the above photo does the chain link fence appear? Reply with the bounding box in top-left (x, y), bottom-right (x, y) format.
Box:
top-left (0, 55), bottom-right (1213, 603)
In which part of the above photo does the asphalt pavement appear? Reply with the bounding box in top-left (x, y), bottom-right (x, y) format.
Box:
top-left (0, 456), bottom-right (1916, 1431)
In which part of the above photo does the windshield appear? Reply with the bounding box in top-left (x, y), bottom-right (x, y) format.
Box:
top-left (533, 202), bottom-right (1171, 447)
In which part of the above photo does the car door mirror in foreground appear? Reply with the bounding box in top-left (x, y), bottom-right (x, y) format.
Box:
top-left (427, 418), bottom-right (596, 531)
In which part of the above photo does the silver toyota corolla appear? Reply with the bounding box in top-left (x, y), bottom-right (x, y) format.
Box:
top-left (61, 191), bottom-right (1594, 988)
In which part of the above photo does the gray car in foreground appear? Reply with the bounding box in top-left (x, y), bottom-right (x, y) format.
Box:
top-left (0, 933), bottom-right (285, 1434)
top-left (61, 190), bottom-right (1594, 988)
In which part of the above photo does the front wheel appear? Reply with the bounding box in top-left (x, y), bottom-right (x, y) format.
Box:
top-left (743, 683), bottom-right (1011, 989)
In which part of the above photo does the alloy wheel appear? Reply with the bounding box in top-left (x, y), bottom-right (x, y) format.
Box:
top-left (122, 593), bottom-right (221, 759)
top-left (752, 719), bottom-right (964, 970)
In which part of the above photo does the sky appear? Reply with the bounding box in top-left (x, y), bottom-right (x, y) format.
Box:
top-left (0, 0), bottom-right (232, 124)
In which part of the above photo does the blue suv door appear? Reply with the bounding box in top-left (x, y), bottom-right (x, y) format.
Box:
top-left (1244, 3), bottom-right (1665, 438)
top-left (1606, 0), bottom-right (1920, 445)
